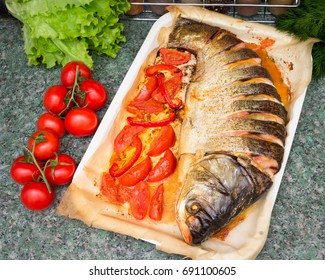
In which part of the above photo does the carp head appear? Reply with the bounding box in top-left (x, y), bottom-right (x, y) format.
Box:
top-left (176, 154), bottom-right (271, 245)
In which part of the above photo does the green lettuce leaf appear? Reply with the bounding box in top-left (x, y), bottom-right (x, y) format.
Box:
top-left (6, 0), bottom-right (130, 69)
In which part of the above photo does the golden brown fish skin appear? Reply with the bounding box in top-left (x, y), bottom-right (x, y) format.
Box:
top-left (195, 48), bottom-right (261, 80)
top-left (195, 65), bottom-right (273, 90)
top-left (167, 18), bottom-right (220, 54)
top-left (203, 33), bottom-right (244, 59)
top-left (199, 48), bottom-right (261, 70)
top-left (170, 17), bottom-right (288, 246)
top-left (222, 100), bottom-right (288, 124)
top-left (206, 118), bottom-right (286, 145)
top-left (176, 154), bottom-right (272, 245)
top-left (216, 83), bottom-right (282, 102)
top-left (204, 136), bottom-right (284, 167)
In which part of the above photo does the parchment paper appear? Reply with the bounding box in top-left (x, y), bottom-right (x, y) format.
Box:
top-left (57, 6), bottom-right (318, 260)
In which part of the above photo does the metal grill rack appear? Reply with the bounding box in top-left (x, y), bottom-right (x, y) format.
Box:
top-left (122, 0), bottom-right (301, 24)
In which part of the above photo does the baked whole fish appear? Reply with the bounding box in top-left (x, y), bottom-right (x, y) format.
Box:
top-left (171, 18), bottom-right (288, 245)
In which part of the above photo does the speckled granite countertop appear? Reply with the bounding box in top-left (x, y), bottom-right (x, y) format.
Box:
top-left (0, 13), bottom-right (324, 260)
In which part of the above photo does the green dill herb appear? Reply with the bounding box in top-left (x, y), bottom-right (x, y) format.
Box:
top-left (275, 0), bottom-right (325, 79)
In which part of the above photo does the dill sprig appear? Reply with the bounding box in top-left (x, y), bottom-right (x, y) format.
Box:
top-left (275, 0), bottom-right (325, 79)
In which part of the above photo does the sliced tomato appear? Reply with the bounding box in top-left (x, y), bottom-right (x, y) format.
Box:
top-left (146, 64), bottom-right (179, 77)
top-left (100, 172), bottom-right (120, 204)
top-left (118, 185), bottom-right (135, 204)
top-left (149, 184), bottom-right (164, 221)
top-left (127, 98), bottom-right (164, 115)
top-left (119, 157), bottom-right (152, 186)
top-left (114, 125), bottom-right (145, 153)
top-left (148, 125), bottom-right (176, 156)
top-left (129, 181), bottom-right (150, 220)
top-left (135, 76), bottom-right (158, 101)
top-left (152, 73), bottom-right (182, 103)
top-left (160, 48), bottom-right (191, 65)
top-left (147, 149), bottom-right (177, 182)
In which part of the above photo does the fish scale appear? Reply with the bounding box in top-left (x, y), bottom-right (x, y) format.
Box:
top-left (172, 17), bottom-right (288, 245)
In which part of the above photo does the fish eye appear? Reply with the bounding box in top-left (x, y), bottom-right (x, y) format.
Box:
top-left (186, 200), bottom-right (201, 214)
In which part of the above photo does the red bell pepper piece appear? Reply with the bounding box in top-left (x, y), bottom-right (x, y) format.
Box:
top-left (109, 135), bottom-right (142, 177)
top-left (126, 111), bottom-right (176, 128)
top-left (157, 74), bottom-right (182, 109)
top-left (114, 125), bottom-right (145, 153)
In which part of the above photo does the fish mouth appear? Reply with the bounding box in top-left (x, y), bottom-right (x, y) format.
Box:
top-left (184, 196), bottom-right (218, 245)
top-left (178, 193), bottom-right (218, 245)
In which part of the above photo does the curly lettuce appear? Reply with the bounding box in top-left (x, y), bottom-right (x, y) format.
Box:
top-left (6, 0), bottom-right (130, 69)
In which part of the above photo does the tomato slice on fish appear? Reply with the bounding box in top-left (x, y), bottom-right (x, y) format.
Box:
top-left (149, 184), bottom-right (164, 221)
top-left (135, 76), bottom-right (158, 101)
top-left (129, 181), bottom-right (150, 220)
top-left (147, 149), bottom-right (177, 182)
top-left (148, 125), bottom-right (176, 156)
top-left (160, 48), bottom-right (191, 65)
top-left (114, 125), bottom-right (145, 153)
top-left (119, 157), bottom-right (152, 186)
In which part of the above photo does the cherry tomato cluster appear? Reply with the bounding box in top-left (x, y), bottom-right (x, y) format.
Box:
top-left (10, 61), bottom-right (108, 211)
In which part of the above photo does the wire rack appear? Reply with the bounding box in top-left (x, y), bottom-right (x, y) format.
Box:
top-left (122, 0), bottom-right (301, 24)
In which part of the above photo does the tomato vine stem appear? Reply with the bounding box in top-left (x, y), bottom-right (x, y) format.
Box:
top-left (17, 143), bottom-right (52, 194)
top-left (58, 65), bottom-right (81, 117)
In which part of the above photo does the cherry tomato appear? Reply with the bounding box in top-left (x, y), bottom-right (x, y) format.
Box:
top-left (44, 154), bottom-right (77, 186)
top-left (148, 125), bottom-right (176, 156)
top-left (43, 85), bottom-right (72, 116)
top-left (129, 181), bottom-right (150, 220)
top-left (147, 149), bottom-right (177, 182)
top-left (119, 157), bottom-right (152, 186)
top-left (36, 112), bottom-right (65, 138)
top-left (10, 156), bottom-right (42, 185)
top-left (20, 182), bottom-right (55, 211)
top-left (135, 76), bottom-right (158, 101)
top-left (28, 130), bottom-right (60, 161)
top-left (149, 184), bottom-right (164, 221)
top-left (160, 48), bottom-right (191, 65)
top-left (60, 61), bottom-right (92, 87)
top-left (64, 108), bottom-right (98, 137)
top-left (77, 79), bottom-right (108, 111)
top-left (114, 125), bottom-right (145, 153)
